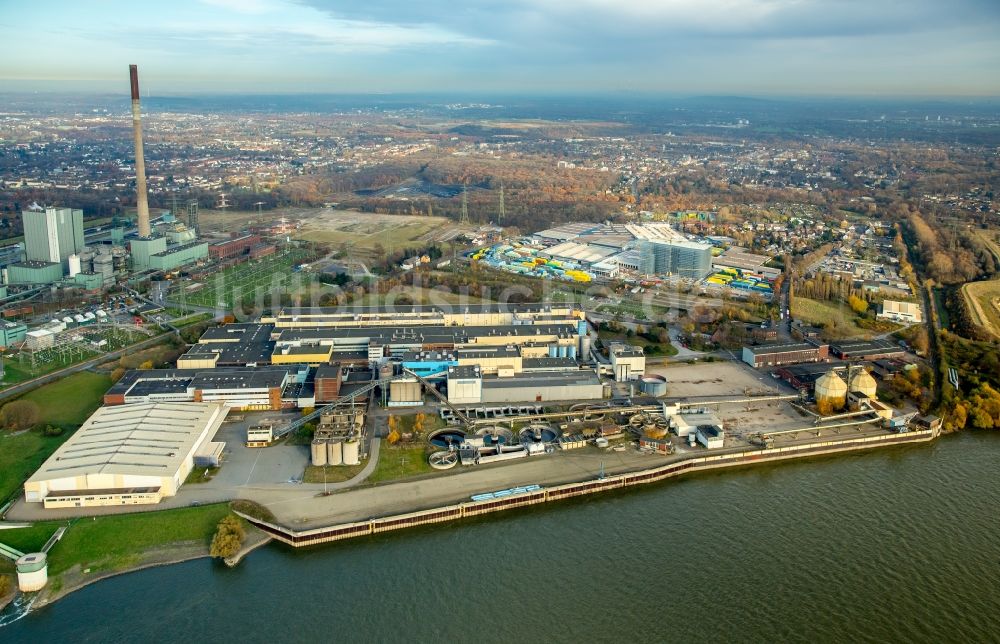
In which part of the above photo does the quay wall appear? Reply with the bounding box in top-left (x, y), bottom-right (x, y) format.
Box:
top-left (238, 428), bottom-right (938, 548)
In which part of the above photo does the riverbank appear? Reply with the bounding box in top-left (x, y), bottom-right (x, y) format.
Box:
top-left (239, 426), bottom-right (938, 547)
top-left (1, 426), bottom-right (937, 615)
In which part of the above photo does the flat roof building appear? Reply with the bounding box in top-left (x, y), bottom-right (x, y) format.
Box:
top-left (24, 402), bottom-right (227, 508)
top-left (742, 341), bottom-right (829, 369)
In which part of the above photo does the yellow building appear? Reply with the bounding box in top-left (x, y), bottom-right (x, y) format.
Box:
top-left (271, 344), bottom-right (334, 365)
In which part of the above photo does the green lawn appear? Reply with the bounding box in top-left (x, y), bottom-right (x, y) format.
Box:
top-left (0, 372), bottom-right (111, 502)
top-left (172, 312), bottom-right (213, 328)
top-left (368, 445), bottom-right (435, 484)
top-left (0, 430), bottom-right (62, 504)
top-left (0, 504), bottom-right (230, 575)
top-left (19, 371), bottom-right (111, 427)
top-left (304, 463), bottom-right (366, 483)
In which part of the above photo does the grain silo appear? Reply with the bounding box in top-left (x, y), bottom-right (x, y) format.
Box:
top-left (342, 439), bottom-right (360, 465)
top-left (814, 370), bottom-right (848, 412)
top-left (849, 368), bottom-right (878, 399)
top-left (326, 439), bottom-right (343, 466)
top-left (311, 439), bottom-right (328, 466)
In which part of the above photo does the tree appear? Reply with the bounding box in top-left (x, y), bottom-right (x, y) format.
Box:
top-left (210, 515), bottom-right (245, 559)
top-left (139, 360), bottom-right (154, 370)
top-left (848, 294), bottom-right (868, 315)
top-left (1, 400), bottom-right (40, 431)
top-left (413, 413), bottom-right (425, 435)
top-left (387, 416), bottom-right (399, 434)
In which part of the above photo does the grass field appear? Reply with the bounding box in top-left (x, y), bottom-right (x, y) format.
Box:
top-left (961, 280), bottom-right (1000, 339)
top-left (184, 249), bottom-right (311, 309)
top-left (303, 463), bottom-right (366, 483)
top-left (0, 504), bottom-right (230, 575)
top-left (790, 297), bottom-right (867, 339)
top-left (0, 372), bottom-right (111, 502)
top-left (368, 445), bottom-right (435, 483)
top-left (19, 371), bottom-right (111, 427)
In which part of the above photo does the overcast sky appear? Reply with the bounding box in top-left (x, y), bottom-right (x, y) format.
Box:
top-left (2, 0), bottom-right (998, 96)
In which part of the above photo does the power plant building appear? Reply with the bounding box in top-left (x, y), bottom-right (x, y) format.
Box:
top-left (23, 402), bottom-right (228, 508)
top-left (22, 207), bottom-right (85, 270)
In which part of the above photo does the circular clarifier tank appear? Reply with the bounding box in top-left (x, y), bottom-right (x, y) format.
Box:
top-left (428, 428), bottom-right (468, 448)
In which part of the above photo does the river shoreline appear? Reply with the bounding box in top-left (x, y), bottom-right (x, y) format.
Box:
top-left (1, 426), bottom-right (939, 615)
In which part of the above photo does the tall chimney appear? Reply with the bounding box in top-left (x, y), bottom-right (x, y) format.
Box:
top-left (129, 64), bottom-right (151, 238)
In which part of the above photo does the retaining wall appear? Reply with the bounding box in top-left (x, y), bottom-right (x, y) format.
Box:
top-left (238, 428), bottom-right (938, 547)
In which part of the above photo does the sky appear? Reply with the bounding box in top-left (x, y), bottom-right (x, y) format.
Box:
top-left (1, 0), bottom-right (999, 96)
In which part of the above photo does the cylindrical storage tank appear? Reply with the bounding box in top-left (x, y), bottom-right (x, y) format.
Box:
top-left (68, 254), bottom-right (81, 277)
top-left (639, 374), bottom-right (668, 397)
top-left (577, 320), bottom-right (587, 336)
top-left (814, 370), bottom-right (848, 412)
top-left (548, 345), bottom-right (558, 358)
top-left (579, 335), bottom-right (591, 359)
top-left (603, 383), bottom-right (612, 398)
top-left (568, 345), bottom-right (577, 360)
top-left (343, 439), bottom-right (360, 465)
top-left (379, 362), bottom-right (394, 380)
top-left (311, 439), bottom-right (328, 466)
top-left (16, 553), bottom-right (47, 592)
top-left (559, 345), bottom-right (568, 358)
top-left (849, 369), bottom-right (878, 399)
top-left (327, 440), bottom-right (343, 466)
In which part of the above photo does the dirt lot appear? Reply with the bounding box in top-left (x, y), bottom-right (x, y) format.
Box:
top-left (647, 360), bottom-right (809, 437)
top-left (293, 209), bottom-right (461, 250)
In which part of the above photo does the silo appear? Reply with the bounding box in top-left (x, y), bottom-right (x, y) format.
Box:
top-left (68, 254), bottom-right (81, 277)
top-left (379, 362), bottom-right (395, 380)
top-left (343, 439), bottom-right (360, 465)
top-left (327, 439), bottom-right (343, 466)
top-left (579, 335), bottom-right (592, 359)
top-left (559, 345), bottom-right (568, 358)
top-left (311, 439), bottom-right (328, 466)
top-left (814, 370), bottom-right (848, 412)
top-left (568, 345), bottom-right (577, 360)
top-left (16, 553), bottom-right (47, 592)
top-left (548, 345), bottom-right (558, 358)
top-left (639, 375), bottom-right (668, 397)
top-left (849, 369), bottom-right (878, 399)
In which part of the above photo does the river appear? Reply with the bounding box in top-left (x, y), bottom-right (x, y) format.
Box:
top-left (4, 432), bottom-right (1000, 643)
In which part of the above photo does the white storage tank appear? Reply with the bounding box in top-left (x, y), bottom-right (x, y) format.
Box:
top-left (849, 369), bottom-right (878, 399)
top-left (310, 439), bottom-right (328, 466)
top-left (68, 254), bottom-right (82, 277)
top-left (16, 552), bottom-right (48, 592)
top-left (327, 439), bottom-right (343, 466)
top-left (342, 439), bottom-right (360, 465)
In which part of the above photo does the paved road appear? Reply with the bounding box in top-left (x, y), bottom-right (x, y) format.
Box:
top-left (0, 331), bottom-right (174, 403)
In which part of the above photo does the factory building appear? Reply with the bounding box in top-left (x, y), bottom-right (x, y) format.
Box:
top-left (878, 300), bottom-right (923, 324)
top-left (446, 365), bottom-right (603, 404)
top-left (104, 367), bottom-right (297, 410)
top-left (829, 339), bottom-right (905, 361)
top-left (262, 303), bottom-right (585, 329)
top-left (148, 241), bottom-right (209, 271)
top-left (209, 234), bottom-right (262, 260)
top-left (23, 402), bottom-right (228, 508)
top-left (638, 239), bottom-right (714, 279)
top-left (0, 321), bottom-right (27, 347)
top-left (742, 341), bottom-right (829, 368)
top-left (610, 344), bottom-right (646, 381)
top-left (22, 207), bottom-right (85, 270)
top-left (5, 261), bottom-right (64, 285)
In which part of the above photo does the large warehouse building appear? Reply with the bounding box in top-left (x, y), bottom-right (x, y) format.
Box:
top-left (23, 402), bottom-right (228, 509)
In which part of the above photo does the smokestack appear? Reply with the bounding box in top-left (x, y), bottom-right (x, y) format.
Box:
top-left (129, 64), bottom-right (151, 238)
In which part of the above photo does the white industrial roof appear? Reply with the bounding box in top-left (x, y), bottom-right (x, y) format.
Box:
top-left (26, 402), bottom-right (227, 482)
top-left (544, 241), bottom-right (619, 264)
top-left (625, 222), bottom-right (689, 243)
